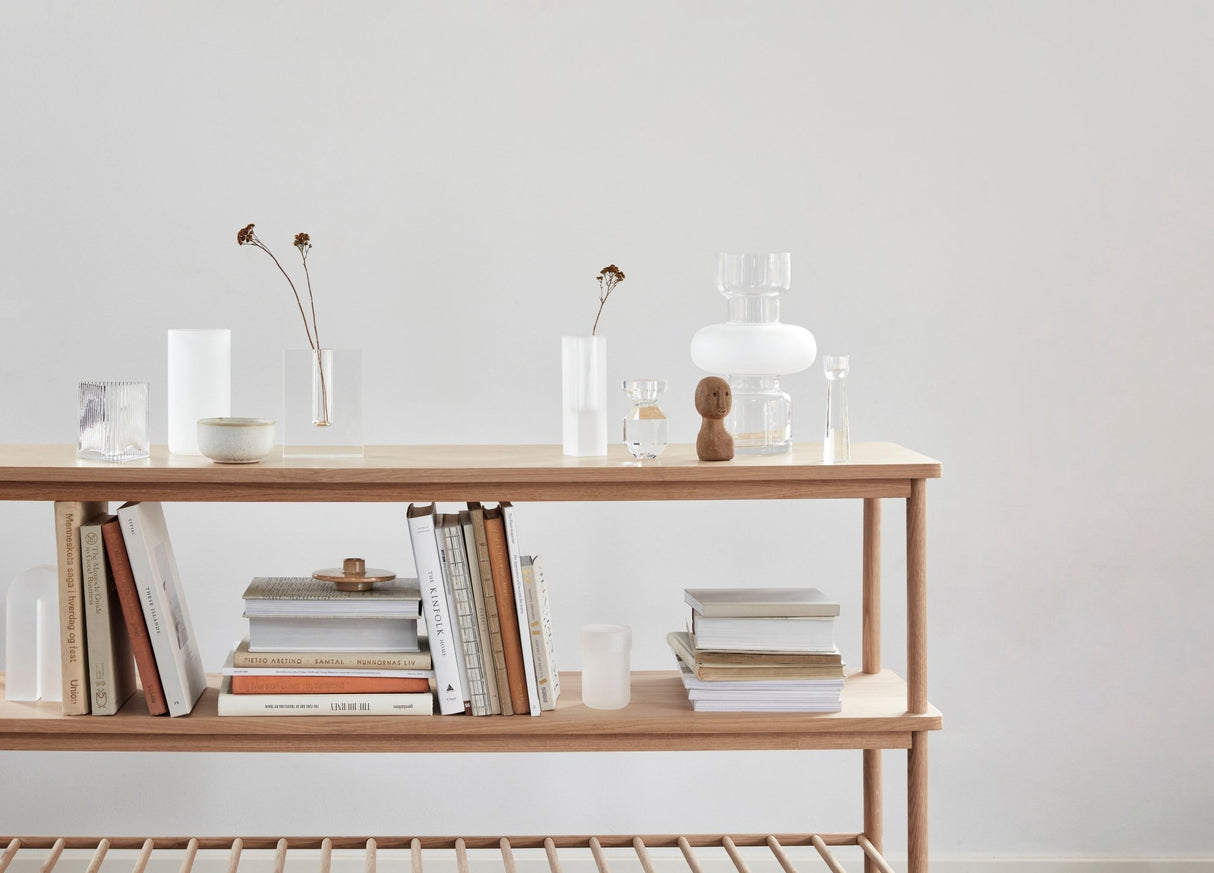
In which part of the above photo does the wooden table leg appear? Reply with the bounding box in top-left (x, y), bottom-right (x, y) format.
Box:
top-left (863, 749), bottom-right (883, 873)
top-left (907, 479), bottom-right (927, 713)
top-left (909, 731), bottom-right (928, 873)
top-left (862, 497), bottom-right (882, 873)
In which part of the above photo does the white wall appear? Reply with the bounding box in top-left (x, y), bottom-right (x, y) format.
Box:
top-left (2, 0), bottom-right (1212, 860)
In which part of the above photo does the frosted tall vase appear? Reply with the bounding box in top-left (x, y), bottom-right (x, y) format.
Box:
top-left (167, 329), bottom-right (231, 455)
top-left (562, 336), bottom-right (607, 456)
top-left (5, 565), bottom-right (61, 701)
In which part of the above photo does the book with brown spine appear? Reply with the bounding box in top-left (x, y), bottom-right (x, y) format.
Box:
top-left (483, 505), bottom-right (530, 715)
top-left (53, 500), bottom-right (107, 714)
top-left (100, 516), bottom-right (168, 716)
top-left (228, 674), bottom-right (431, 695)
top-left (80, 513), bottom-right (136, 715)
top-left (467, 502), bottom-right (512, 715)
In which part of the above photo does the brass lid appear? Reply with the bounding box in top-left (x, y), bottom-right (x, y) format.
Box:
top-left (313, 557), bottom-right (397, 592)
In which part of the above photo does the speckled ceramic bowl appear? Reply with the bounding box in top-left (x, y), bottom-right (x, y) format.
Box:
top-left (196, 417), bottom-right (275, 463)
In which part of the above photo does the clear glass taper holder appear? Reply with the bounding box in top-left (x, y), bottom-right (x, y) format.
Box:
top-left (823, 354), bottom-right (850, 464)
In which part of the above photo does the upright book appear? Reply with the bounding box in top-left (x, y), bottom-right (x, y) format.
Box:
top-left (80, 513), bottom-right (136, 715)
top-left (483, 504), bottom-right (530, 715)
top-left (466, 502), bottom-right (513, 715)
top-left (100, 516), bottom-right (168, 716)
top-left (53, 500), bottom-right (107, 714)
top-left (460, 509), bottom-right (502, 715)
top-left (406, 503), bottom-right (469, 715)
top-left (440, 512), bottom-right (491, 715)
top-left (117, 501), bottom-right (207, 717)
top-left (501, 502), bottom-right (541, 716)
top-left (520, 554), bottom-right (560, 711)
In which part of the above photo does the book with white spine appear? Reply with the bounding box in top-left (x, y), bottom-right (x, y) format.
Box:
top-left (461, 509), bottom-right (501, 715)
top-left (116, 501), bottom-right (207, 717)
top-left (441, 513), bottom-right (490, 715)
top-left (501, 502), bottom-right (541, 716)
top-left (406, 503), bottom-right (468, 715)
top-left (520, 554), bottom-right (559, 710)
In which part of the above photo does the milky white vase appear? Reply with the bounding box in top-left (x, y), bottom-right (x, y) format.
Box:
top-left (562, 336), bottom-right (607, 456)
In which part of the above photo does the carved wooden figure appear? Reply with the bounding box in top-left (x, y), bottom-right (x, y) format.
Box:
top-left (695, 376), bottom-right (734, 461)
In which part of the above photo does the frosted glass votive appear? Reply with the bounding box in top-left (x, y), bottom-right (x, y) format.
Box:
top-left (76, 380), bottom-right (150, 461)
top-left (167, 328), bottom-right (231, 455)
top-left (580, 623), bottom-right (632, 709)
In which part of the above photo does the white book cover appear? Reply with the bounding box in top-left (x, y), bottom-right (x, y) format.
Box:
top-left (521, 555), bottom-right (559, 710)
top-left (434, 515), bottom-right (472, 713)
top-left (442, 515), bottom-right (490, 715)
top-left (116, 501), bottom-right (207, 717)
top-left (689, 614), bottom-right (837, 653)
top-left (406, 504), bottom-right (468, 715)
top-left (460, 511), bottom-right (501, 715)
top-left (684, 587), bottom-right (840, 618)
top-left (501, 502), bottom-right (541, 716)
top-left (80, 515), bottom-right (136, 716)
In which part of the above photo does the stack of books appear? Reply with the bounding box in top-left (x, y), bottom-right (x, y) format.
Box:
top-left (668, 587), bottom-right (846, 712)
top-left (406, 501), bottom-right (559, 717)
top-left (217, 576), bottom-right (434, 716)
top-left (53, 499), bottom-right (207, 717)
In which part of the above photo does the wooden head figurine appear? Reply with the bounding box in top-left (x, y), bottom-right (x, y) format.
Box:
top-left (695, 376), bottom-right (734, 461)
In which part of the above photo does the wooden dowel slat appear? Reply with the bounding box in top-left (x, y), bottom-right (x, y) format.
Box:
top-left (41, 838), bottom-right (65, 873)
top-left (631, 837), bottom-right (655, 873)
top-left (810, 835), bottom-right (847, 873)
top-left (544, 837), bottom-right (563, 873)
top-left (84, 839), bottom-right (109, 873)
top-left (855, 837), bottom-right (896, 873)
top-left (721, 837), bottom-right (750, 873)
top-left (319, 838), bottom-right (332, 873)
top-left (131, 839), bottom-right (154, 873)
top-left (676, 837), bottom-right (703, 873)
top-left (178, 839), bottom-right (199, 873)
top-left (272, 839), bottom-right (288, 873)
top-left (588, 837), bottom-right (610, 873)
top-left (0, 839), bottom-right (21, 873)
top-left (225, 838), bottom-right (243, 873)
top-left (365, 838), bottom-right (376, 873)
top-left (410, 839), bottom-right (422, 873)
top-left (499, 838), bottom-right (517, 873)
top-left (454, 838), bottom-right (469, 873)
top-left (765, 837), bottom-right (797, 873)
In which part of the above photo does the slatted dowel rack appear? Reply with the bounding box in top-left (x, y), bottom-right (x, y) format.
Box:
top-left (0, 835), bottom-right (889, 873)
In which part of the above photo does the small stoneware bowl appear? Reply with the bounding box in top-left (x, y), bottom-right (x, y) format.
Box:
top-left (197, 417), bottom-right (275, 464)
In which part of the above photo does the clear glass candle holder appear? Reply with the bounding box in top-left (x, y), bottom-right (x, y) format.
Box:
top-left (823, 354), bottom-right (850, 463)
top-left (77, 380), bottom-right (150, 462)
top-left (622, 379), bottom-right (669, 460)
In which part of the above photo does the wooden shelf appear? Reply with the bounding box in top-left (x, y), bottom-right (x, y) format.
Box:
top-left (0, 669), bottom-right (940, 753)
top-left (0, 443), bottom-right (941, 502)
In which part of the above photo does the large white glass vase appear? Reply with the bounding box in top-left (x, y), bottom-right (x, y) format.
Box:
top-left (690, 253), bottom-right (816, 455)
top-left (562, 336), bottom-right (608, 456)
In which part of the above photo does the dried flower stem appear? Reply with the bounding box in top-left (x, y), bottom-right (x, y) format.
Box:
top-left (591, 264), bottom-right (625, 336)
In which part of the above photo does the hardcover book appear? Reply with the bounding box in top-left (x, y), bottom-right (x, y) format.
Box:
top-left (228, 674), bottom-right (431, 695)
top-left (684, 587), bottom-right (841, 618)
top-left (467, 502), bottom-right (513, 715)
top-left (100, 516), bottom-right (168, 716)
top-left (116, 501), bottom-right (207, 717)
top-left (242, 576), bottom-right (421, 617)
top-left (667, 631), bottom-right (844, 681)
top-left (80, 513), bottom-right (136, 715)
top-left (689, 613), bottom-right (837, 653)
top-left (441, 513), bottom-right (491, 715)
top-left (459, 509), bottom-right (501, 715)
top-left (230, 637), bottom-right (431, 671)
top-left (216, 675), bottom-right (434, 717)
top-left (53, 500), bottom-right (107, 714)
top-left (501, 502), bottom-right (540, 716)
top-left (520, 554), bottom-right (559, 710)
top-left (406, 503), bottom-right (469, 715)
top-left (483, 504), bottom-right (530, 715)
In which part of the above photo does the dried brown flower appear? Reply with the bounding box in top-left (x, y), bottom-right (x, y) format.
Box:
top-left (591, 263), bottom-right (626, 336)
top-left (237, 223), bottom-right (256, 245)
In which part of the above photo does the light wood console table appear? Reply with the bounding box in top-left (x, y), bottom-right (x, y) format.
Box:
top-left (0, 442), bottom-right (942, 873)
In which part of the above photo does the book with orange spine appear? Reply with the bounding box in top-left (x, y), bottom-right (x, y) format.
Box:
top-left (483, 505), bottom-right (530, 715)
top-left (228, 674), bottom-right (431, 695)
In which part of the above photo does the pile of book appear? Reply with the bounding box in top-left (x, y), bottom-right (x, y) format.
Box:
top-left (667, 587), bottom-right (845, 712)
top-left (216, 576), bottom-right (434, 716)
top-left (53, 500), bottom-right (207, 718)
top-left (406, 502), bottom-right (558, 717)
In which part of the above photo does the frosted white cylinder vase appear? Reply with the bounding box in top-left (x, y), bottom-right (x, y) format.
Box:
top-left (5, 565), bottom-right (61, 702)
top-left (580, 624), bottom-right (631, 709)
top-left (167, 329), bottom-right (231, 455)
top-left (562, 335), bottom-right (608, 456)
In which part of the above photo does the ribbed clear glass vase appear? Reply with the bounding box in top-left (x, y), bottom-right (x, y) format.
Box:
top-left (76, 380), bottom-right (150, 462)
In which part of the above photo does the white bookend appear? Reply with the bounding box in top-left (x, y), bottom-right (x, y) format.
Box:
top-left (116, 501), bottom-right (207, 717)
top-left (406, 504), bottom-right (468, 715)
top-left (520, 555), bottom-right (559, 710)
top-left (80, 514), bottom-right (136, 716)
top-left (501, 502), bottom-right (541, 716)
top-left (441, 514), bottom-right (490, 716)
top-left (461, 510), bottom-right (501, 715)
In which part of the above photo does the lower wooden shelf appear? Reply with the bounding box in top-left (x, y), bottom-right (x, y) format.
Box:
top-left (0, 669), bottom-right (941, 754)
top-left (0, 833), bottom-right (898, 873)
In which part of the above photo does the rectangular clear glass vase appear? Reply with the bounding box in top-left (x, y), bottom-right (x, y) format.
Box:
top-left (282, 348), bottom-right (364, 459)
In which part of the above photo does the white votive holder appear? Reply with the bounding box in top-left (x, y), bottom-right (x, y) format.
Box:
top-left (76, 380), bottom-right (150, 461)
top-left (580, 623), bottom-right (632, 709)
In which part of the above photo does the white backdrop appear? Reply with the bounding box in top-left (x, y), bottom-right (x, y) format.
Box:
top-left (2, 1), bottom-right (1212, 862)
